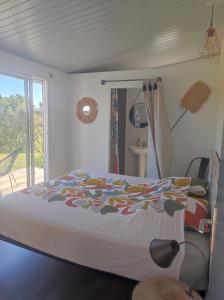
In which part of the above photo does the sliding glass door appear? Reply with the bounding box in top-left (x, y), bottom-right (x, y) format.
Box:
top-left (0, 73), bottom-right (46, 195)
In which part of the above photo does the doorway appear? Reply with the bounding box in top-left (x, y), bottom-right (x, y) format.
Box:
top-left (109, 88), bottom-right (148, 177)
top-left (0, 73), bottom-right (46, 195)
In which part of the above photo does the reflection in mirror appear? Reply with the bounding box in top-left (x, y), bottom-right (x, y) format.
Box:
top-left (110, 88), bottom-right (148, 177)
top-left (129, 103), bottom-right (148, 128)
top-left (83, 105), bottom-right (91, 115)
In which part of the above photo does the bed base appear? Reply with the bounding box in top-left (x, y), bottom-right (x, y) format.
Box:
top-left (0, 233), bottom-right (137, 283)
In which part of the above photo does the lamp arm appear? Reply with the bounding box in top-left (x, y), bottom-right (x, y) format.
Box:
top-left (179, 241), bottom-right (207, 297)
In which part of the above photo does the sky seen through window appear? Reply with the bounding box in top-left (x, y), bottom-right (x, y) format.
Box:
top-left (0, 74), bottom-right (43, 108)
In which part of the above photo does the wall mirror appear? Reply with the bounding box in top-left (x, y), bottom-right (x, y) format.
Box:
top-left (82, 105), bottom-right (91, 115)
top-left (76, 97), bottom-right (98, 124)
top-left (129, 103), bottom-right (148, 128)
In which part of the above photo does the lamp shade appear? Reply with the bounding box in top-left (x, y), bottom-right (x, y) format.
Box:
top-left (199, 4), bottom-right (221, 58)
top-left (199, 25), bottom-right (221, 57)
top-left (149, 239), bottom-right (180, 268)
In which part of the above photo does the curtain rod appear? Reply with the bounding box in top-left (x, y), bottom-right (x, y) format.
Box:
top-left (101, 77), bottom-right (162, 85)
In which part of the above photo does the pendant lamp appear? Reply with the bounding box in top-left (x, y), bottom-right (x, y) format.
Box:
top-left (199, 5), bottom-right (221, 57)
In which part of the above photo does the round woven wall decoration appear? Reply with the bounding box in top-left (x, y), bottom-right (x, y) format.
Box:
top-left (76, 97), bottom-right (98, 124)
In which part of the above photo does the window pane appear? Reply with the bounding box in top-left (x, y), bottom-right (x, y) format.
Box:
top-left (0, 73), bottom-right (27, 195)
top-left (33, 81), bottom-right (44, 184)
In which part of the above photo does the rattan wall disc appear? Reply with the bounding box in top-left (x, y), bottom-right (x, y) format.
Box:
top-left (76, 97), bottom-right (98, 124)
top-left (181, 81), bottom-right (211, 113)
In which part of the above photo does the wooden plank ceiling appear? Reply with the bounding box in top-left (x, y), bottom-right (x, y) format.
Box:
top-left (0, 0), bottom-right (224, 73)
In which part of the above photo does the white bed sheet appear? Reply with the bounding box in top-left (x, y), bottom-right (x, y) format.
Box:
top-left (0, 169), bottom-right (185, 281)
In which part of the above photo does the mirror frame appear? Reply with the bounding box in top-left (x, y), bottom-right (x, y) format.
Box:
top-left (76, 97), bottom-right (98, 124)
top-left (129, 102), bottom-right (148, 128)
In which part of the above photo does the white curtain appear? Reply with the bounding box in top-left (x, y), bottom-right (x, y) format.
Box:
top-left (143, 79), bottom-right (172, 179)
top-left (110, 88), bottom-right (120, 174)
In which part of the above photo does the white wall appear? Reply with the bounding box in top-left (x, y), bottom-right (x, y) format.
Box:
top-left (1, 50), bottom-right (219, 179)
top-left (69, 59), bottom-right (219, 176)
top-left (216, 44), bottom-right (224, 156)
top-left (0, 50), bottom-right (71, 178)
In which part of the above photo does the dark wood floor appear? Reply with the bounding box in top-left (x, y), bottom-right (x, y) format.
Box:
top-left (0, 240), bottom-right (137, 300)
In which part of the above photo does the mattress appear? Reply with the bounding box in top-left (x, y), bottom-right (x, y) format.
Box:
top-left (0, 169), bottom-right (186, 281)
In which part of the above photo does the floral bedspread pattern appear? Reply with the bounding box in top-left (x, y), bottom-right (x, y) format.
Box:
top-left (21, 171), bottom-right (193, 217)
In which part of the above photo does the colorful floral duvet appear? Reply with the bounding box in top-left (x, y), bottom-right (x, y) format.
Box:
top-left (0, 169), bottom-right (188, 280)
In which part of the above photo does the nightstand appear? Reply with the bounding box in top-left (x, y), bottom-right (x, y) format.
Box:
top-left (132, 276), bottom-right (203, 300)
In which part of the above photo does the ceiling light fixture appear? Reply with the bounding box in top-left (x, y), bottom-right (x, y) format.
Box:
top-left (199, 4), bottom-right (221, 58)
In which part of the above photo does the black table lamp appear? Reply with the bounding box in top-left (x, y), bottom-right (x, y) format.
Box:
top-left (149, 239), bottom-right (207, 298)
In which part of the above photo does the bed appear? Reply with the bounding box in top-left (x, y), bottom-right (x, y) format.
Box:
top-left (0, 169), bottom-right (210, 287)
